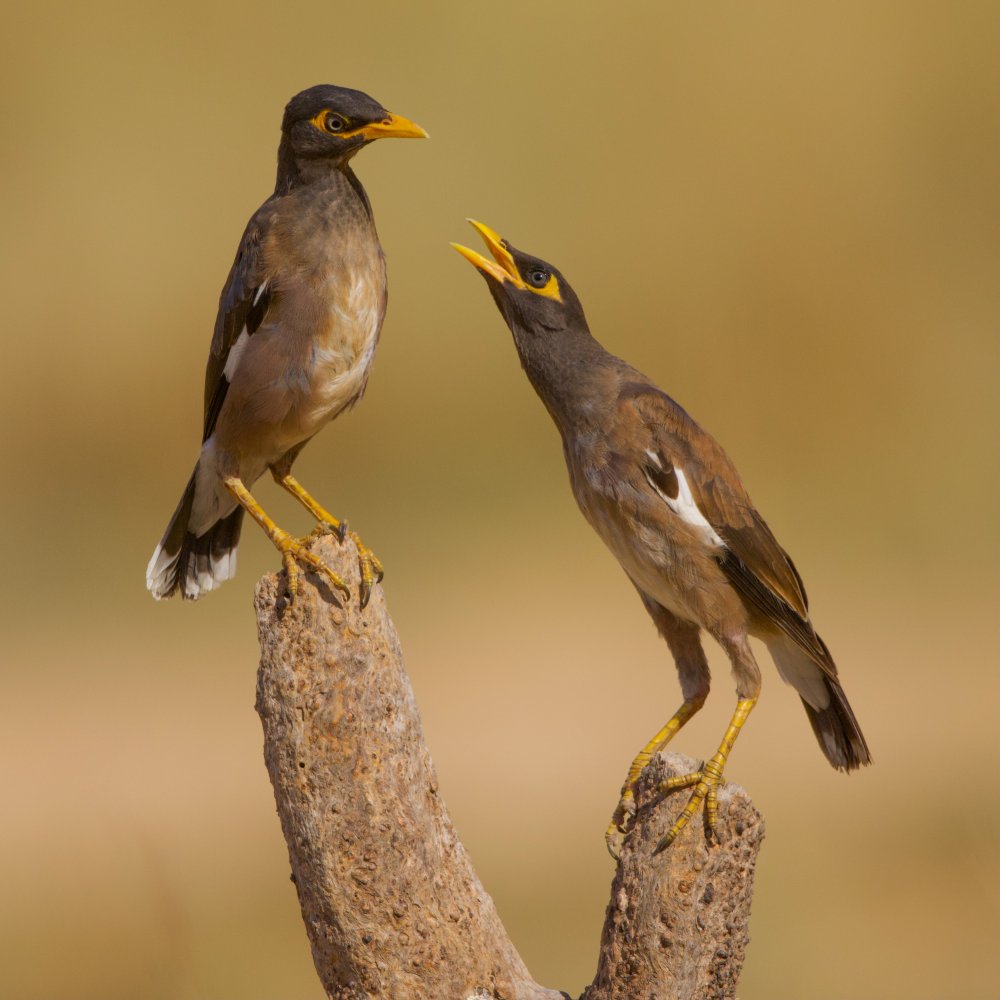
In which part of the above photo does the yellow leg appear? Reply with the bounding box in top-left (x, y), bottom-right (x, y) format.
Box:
top-left (605, 697), bottom-right (705, 859)
top-left (653, 696), bottom-right (757, 854)
top-left (273, 472), bottom-right (384, 609)
top-left (224, 476), bottom-right (351, 604)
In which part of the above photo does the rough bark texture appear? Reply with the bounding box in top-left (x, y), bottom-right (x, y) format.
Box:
top-left (583, 755), bottom-right (765, 1000)
top-left (254, 535), bottom-right (763, 1000)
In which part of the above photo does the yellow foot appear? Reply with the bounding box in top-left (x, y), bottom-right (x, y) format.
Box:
top-left (651, 696), bottom-right (756, 855)
top-left (352, 533), bottom-right (384, 610)
top-left (653, 756), bottom-right (724, 854)
top-left (275, 528), bottom-right (351, 605)
top-left (603, 699), bottom-right (707, 861)
top-left (311, 521), bottom-right (384, 609)
top-left (605, 790), bottom-right (638, 860)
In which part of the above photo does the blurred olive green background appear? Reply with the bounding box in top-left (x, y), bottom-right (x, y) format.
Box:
top-left (2, 1), bottom-right (997, 997)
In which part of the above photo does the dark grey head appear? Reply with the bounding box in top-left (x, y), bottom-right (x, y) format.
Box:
top-left (453, 219), bottom-right (588, 334)
top-left (453, 220), bottom-right (609, 426)
top-left (277, 84), bottom-right (426, 187)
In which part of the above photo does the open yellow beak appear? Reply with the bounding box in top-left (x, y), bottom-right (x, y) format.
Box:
top-left (451, 219), bottom-right (525, 287)
top-left (359, 112), bottom-right (429, 140)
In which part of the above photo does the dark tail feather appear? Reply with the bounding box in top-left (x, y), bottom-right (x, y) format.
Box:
top-left (802, 676), bottom-right (872, 771)
top-left (146, 468), bottom-right (244, 600)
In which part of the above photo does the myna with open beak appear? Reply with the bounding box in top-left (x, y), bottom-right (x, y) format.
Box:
top-left (147, 85), bottom-right (427, 606)
top-left (453, 221), bottom-right (871, 855)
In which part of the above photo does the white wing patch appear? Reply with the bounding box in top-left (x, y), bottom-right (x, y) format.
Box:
top-left (670, 468), bottom-right (725, 547)
top-left (222, 283), bottom-right (269, 382)
top-left (223, 328), bottom-right (250, 380)
top-left (643, 458), bottom-right (725, 549)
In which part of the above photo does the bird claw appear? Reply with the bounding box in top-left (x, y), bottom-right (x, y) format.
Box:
top-left (653, 757), bottom-right (723, 854)
top-left (352, 536), bottom-right (384, 609)
top-left (605, 754), bottom-right (728, 858)
top-left (276, 530), bottom-right (352, 605)
top-left (605, 827), bottom-right (624, 861)
top-left (310, 518), bottom-right (348, 543)
top-left (605, 794), bottom-right (638, 861)
top-left (302, 521), bottom-right (383, 608)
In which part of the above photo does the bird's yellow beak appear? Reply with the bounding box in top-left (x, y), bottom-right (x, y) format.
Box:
top-left (451, 219), bottom-right (525, 288)
top-left (358, 112), bottom-right (429, 140)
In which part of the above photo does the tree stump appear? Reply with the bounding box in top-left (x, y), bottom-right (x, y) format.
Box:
top-left (254, 535), bottom-right (763, 999)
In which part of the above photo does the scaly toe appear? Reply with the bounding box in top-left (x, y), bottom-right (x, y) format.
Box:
top-left (277, 532), bottom-right (351, 601)
top-left (605, 825), bottom-right (624, 861)
top-left (652, 762), bottom-right (722, 854)
top-left (348, 532), bottom-right (383, 609)
top-left (310, 518), bottom-right (347, 543)
top-left (282, 552), bottom-right (301, 605)
top-left (616, 791), bottom-right (638, 833)
top-left (305, 552), bottom-right (351, 600)
top-left (358, 558), bottom-right (377, 609)
top-left (603, 782), bottom-right (642, 860)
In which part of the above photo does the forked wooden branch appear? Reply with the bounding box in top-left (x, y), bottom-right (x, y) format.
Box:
top-left (254, 535), bottom-right (764, 1000)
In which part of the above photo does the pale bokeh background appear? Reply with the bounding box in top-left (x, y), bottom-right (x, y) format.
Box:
top-left (1, 2), bottom-right (997, 998)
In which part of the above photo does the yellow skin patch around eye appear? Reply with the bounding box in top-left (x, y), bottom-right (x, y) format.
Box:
top-left (310, 110), bottom-right (349, 135)
top-left (309, 110), bottom-right (428, 141)
top-left (531, 272), bottom-right (563, 302)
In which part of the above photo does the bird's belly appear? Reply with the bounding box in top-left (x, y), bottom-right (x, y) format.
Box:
top-left (212, 256), bottom-right (386, 475)
top-left (296, 325), bottom-right (378, 432)
top-left (272, 273), bottom-right (384, 449)
top-left (585, 502), bottom-right (715, 626)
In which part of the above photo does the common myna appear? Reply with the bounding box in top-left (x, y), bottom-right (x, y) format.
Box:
top-left (453, 221), bottom-right (871, 854)
top-left (146, 85), bottom-right (426, 606)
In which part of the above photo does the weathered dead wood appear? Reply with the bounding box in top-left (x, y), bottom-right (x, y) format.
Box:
top-left (584, 755), bottom-right (764, 1000)
top-left (254, 534), bottom-right (763, 1000)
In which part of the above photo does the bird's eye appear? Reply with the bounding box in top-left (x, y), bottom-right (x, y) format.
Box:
top-left (527, 269), bottom-right (549, 288)
top-left (324, 113), bottom-right (347, 133)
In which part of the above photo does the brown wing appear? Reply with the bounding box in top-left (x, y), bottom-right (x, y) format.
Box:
top-left (621, 379), bottom-right (834, 671)
top-left (201, 201), bottom-right (276, 441)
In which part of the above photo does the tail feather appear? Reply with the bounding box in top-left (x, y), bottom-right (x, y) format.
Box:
top-left (146, 468), bottom-right (243, 600)
top-left (802, 676), bottom-right (872, 772)
top-left (767, 631), bottom-right (871, 771)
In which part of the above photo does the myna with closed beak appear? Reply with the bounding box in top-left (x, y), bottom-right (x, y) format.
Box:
top-left (147, 85), bottom-right (427, 606)
top-left (453, 221), bottom-right (871, 854)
